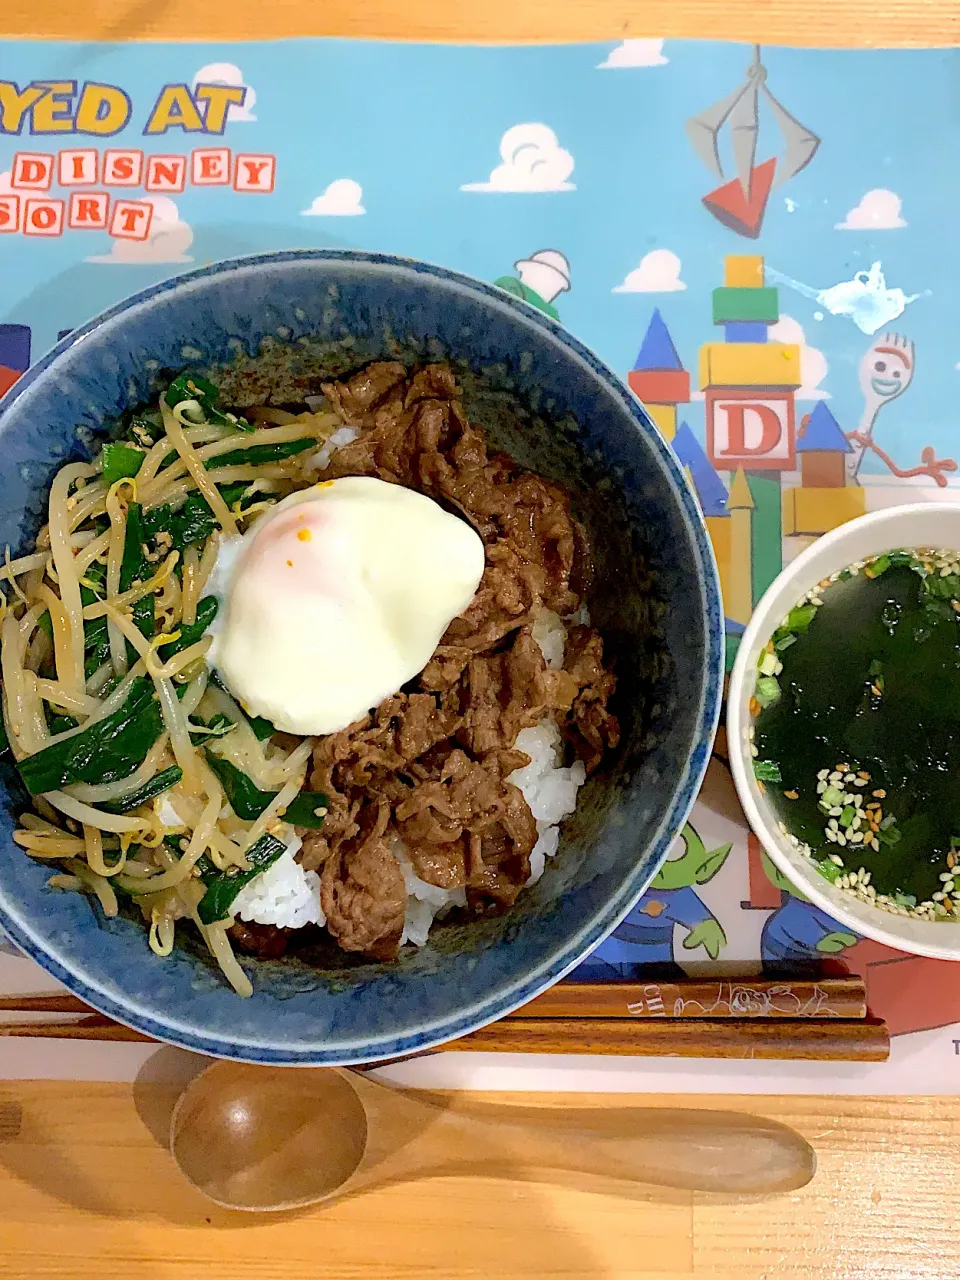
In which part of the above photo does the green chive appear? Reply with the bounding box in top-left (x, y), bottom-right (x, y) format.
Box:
top-left (196, 832), bottom-right (288, 925)
top-left (99, 765), bottom-right (183, 815)
top-left (868, 554), bottom-right (891, 577)
top-left (786, 604), bottom-right (818, 634)
top-left (816, 859), bottom-right (843, 883)
top-left (755, 676), bottom-right (781, 707)
top-left (165, 373), bottom-right (252, 432)
top-left (101, 442), bottom-right (146, 485)
top-left (753, 760), bottom-right (782, 782)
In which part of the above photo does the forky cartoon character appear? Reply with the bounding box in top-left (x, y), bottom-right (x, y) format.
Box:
top-left (847, 333), bottom-right (956, 486)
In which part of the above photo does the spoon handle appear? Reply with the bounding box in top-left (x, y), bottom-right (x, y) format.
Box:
top-left (351, 1075), bottom-right (815, 1196)
top-left (433, 1101), bottom-right (815, 1194)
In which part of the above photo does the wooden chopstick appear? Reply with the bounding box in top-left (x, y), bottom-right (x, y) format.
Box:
top-left (0, 994), bottom-right (94, 1014)
top-left (0, 1012), bottom-right (890, 1060)
top-left (0, 976), bottom-right (868, 1021)
top-left (450, 1017), bottom-right (890, 1061)
top-left (510, 978), bottom-right (867, 1020)
top-left (0, 1016), bottom-right (152, 1043)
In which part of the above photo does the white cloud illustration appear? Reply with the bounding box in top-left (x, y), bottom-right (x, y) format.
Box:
top-left (86, 197), bottom-right (194, 265)
top-left (192, 62), bottom-right (256, 122)
top-left (461, 124), bottom-right (575, 193)
top-left (0, 171), bottom-right (14, 193)
top-left (768, 315), bottom-right (829, 400)
top-left (835, 189), bottom-right (906, 230)
top-left (597, 39), bottom-right (668, 68)
top-left (300, 179), bottom-right (366, 217)
top-left (613, 248), bottom-right (686, 293)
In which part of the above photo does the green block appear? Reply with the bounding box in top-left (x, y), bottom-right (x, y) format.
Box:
top-left (747, 472), bottom-right (782, 606)
top-left (724, 631), bottom-right (741, 673)
top-left (712, 287), bottom-right (779, 325)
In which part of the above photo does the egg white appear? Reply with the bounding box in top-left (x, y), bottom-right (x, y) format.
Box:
top-left (204, 477), bottom-right (485, 735)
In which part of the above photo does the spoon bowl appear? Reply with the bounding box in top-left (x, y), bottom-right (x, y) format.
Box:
top-left (172, 1065), bottom-right (370, 1211)
top-left (170, 1061), bottom-right (817, 1212)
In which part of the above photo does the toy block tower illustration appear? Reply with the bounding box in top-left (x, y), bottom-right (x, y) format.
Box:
top-left (782, 402), bottom-right (867, 536)
top-left (628, 309), bottom-right (690, 443)
top-left (0, 325), bottom-right (31, 399)
top-left (701, 255), bottom-right (800, 608)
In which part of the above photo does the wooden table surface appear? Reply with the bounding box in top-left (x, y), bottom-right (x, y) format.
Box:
top-left (2, 0), bottom-right (959, 1275)
top-left (1, 1081), bottom-right (958, 1280)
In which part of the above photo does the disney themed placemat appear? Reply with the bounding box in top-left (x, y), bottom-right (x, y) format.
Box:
top-left (2, 36), bottom-right (959, 1090)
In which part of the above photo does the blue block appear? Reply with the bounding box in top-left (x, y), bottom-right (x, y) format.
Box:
top-left (633, 308), bottom-right (684, 371)
top-left (672, 422), bottom-right (728, 518)
top-left (723, 321), bottom-right (767, 344)
top-left (797, 402), bottom-right (851, 454)
top-left (0, 325), bottom-right (30, 373)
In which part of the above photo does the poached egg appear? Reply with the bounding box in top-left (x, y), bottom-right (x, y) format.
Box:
top-left (206, 476), bottom-right (485, 735)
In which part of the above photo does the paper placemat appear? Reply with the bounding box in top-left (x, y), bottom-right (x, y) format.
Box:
top-left (2, 35), bottom-right (959, 1091)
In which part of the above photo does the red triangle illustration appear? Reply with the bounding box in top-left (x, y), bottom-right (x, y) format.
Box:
top-left (0, 366), bottom-right (21, 399)
top-left (702, 157), bottom-right (777, 239)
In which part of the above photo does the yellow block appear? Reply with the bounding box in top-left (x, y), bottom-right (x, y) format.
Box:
top-left (699, 342), bottom-right (801, 389)
top-left (646, 402), bottom-right (677, 442)
top-left (782, 484), bottom-right (867, 537)
top-left (724, 255), bottom-right (765, 288)
top-left (705, 514), bottom-right (733, 610)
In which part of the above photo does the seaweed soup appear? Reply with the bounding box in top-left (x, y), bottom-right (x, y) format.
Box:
top-left (752, 548), bottom-right (960, 920)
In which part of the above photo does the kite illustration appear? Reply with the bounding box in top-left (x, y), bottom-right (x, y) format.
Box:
top-left (686, 45), bottom-right (820, 238)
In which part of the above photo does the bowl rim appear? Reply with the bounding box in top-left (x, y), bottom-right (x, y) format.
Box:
top-left (728, 501), bottom-right (960, 962)
top-left (0, 248), bottom-right (725, 1061)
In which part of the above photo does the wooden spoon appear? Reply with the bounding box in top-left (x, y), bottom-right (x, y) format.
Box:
top-left (170, 1061), bottom-right (816, 1211)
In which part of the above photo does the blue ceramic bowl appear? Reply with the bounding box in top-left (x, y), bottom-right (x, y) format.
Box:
top-left (0, 250), bottom-right (721, 1064)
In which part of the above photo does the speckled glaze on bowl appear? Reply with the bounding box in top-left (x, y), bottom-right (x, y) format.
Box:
top-left (0, 250), bottom-right (722, 1064)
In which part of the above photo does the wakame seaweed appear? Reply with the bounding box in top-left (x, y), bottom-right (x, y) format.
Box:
top-left (753, 553), bottom-right (960, 908)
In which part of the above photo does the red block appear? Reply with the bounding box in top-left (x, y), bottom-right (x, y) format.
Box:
top-left (702, 157), bottom-right (777, 239)
top-left (743, 833), bottom-right (784, 910)
top-left (706, 388), bottom-right (796, 472)
top-left (840, 940), bottom-right (960, 1037)
top-left (145, 155), bottom-right (187, 194)
top-left (68, 191), bottom-right (109, 230)
top-left (0, 196), bottom-right (20, 233)
top-left (628, 368), bottom-right (690, 404)
top-left (192, 148), bottom-right (231, 186)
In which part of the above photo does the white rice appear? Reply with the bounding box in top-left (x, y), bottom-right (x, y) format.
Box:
top-left (232, 834), bottom-right (326, 929)
top-left (394, 842), bottom-right (468, 947)
top-left (508, 720), bottom-right (586, 885)
top-left (531, 608), bottom-right (565, 669)
top-left (309, 425), bottom-right (359, 472)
